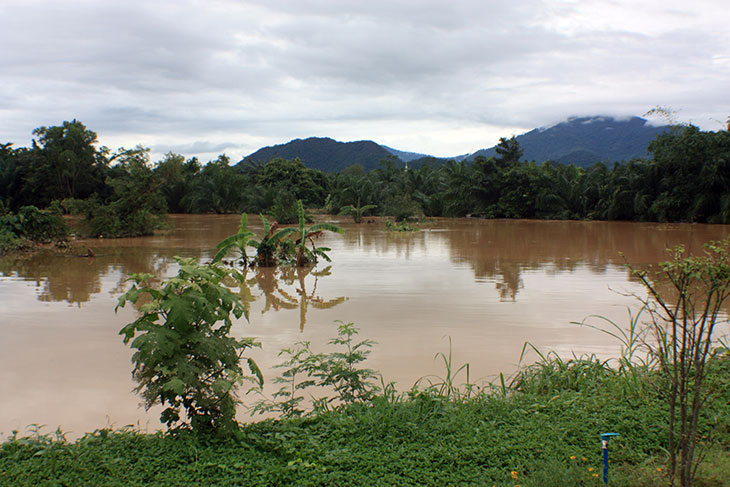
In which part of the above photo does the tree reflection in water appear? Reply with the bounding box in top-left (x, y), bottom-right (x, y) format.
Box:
top-left (0, 245), bottom-right (348, 329)
top-left (0, 247), bottom-right (179, 307)
top-left (245, 265), bottom-right (347, 331)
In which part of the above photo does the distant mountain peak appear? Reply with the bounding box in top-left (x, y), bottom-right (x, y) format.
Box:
top-left (238, 115), bottom-right (670, 173)
top-left (240, 136), bottom-right (397, 172)
top-left (470, 115), bottom-right (669, 167)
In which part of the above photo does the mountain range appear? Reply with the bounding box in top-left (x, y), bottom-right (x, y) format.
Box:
top-left (240, 116), bottom-right (669, 172)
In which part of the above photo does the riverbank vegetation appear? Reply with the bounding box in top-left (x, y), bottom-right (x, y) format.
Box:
top-left (2, 335), bottom-right (729, 486)
top-left (2, 119), bottom-right (730, 241)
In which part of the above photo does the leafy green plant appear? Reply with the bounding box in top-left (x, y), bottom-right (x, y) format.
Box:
top-left (339, 197), bottom-right (377, 223)
top-left (629, 240), bottom-right (730, 487)
top-left (292, 200), bottom-right (343, 267)
top-left (250, 214), bottom-right (297, 267)
top-left (0, 204), bottom-right (68, 244)
top-left (385, 219), bottom-right (419, 232)
top-left (212, 213), bottom-right (256, 266)
top-left (251, 341), bottom-right (323, 418)
top-left (117, 258), bottom-right (263, 434)
top-left (252, 322), bottom-right (378, 415)
top-left (314, 321), bottom-right (379, 406)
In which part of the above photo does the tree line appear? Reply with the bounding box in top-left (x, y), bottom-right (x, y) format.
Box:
top-left (1, 118), bottom-right (729, 239)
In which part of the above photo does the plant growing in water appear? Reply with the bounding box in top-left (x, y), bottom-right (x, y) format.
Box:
top-left (292, 200), bottom-right (343, 267)
top-left (213, 202), bottom-right (343, 268)
top-left (212, 213), bottom-right (256, 266)
top-left (339, 197), bottom-right (377, 223)
top-left (385, 219), bottom-right (419, 232)
top-left (250, 214), bottom-right (297, 267)
top-left (117, 258), bottom-right (263, 435)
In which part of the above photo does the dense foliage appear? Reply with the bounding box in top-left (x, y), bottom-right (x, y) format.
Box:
top-left (0, 203), bottom-right (68, 253)
top-left (117, 259), bottom-right (263, 434)
top-left (2, 119), bottom-right (729, 232)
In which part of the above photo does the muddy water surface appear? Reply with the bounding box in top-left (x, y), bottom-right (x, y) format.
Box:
top-left (1, 215), bottom-right (728, 438)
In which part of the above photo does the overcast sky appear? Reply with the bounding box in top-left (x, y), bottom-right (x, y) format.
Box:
top-left (1, 0), bottom-right (729, 162)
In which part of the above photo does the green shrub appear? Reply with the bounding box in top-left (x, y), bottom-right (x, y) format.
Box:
top-left (84, 201), bottom-right (165, 238)
top-left (0, 204), bottom-right (68, 248)
top-left (0, 226), bottom-right (29, 253)
top-left (385, 219), bottom-right (419, 232)
top-left (117, 258), bottom-right (263, 435)
top-left (269, 190), bottom-right (299, 224)
top-left (381, 193), bottom-right (422, 221)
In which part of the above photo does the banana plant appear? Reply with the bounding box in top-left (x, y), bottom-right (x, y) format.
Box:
top-left (212, 213), bottom-right (256, 266)
top-left (293, 200), bottom-right (343, 266)
top-left (339, 197), bottom-right (377, 223)
top-left (251, 214), bottom-right (297, 267)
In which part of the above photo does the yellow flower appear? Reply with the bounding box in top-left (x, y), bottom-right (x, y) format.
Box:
top-left (592, 473), bottom-right (599, 478)
top-left (511, 471), bottom-right (519, 479)
top-left (581, 457), bottom-right (587, 461)
top-left (588, 467), bottom-right (594, 472)
top-left (570, 455), bottom-right (576, 460)
top-left (657, 467), bottom-right (663, 472)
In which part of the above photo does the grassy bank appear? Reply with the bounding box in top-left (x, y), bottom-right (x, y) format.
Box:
top-left (2, 350), bottom-right (729, 486)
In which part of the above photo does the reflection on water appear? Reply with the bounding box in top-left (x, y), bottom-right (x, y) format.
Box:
top-left (2, 218), bottom-right (724, 306)
top-left (242, 266), bottom-right (347, 331)
top-left (1, 215), bottom-right (729, 438)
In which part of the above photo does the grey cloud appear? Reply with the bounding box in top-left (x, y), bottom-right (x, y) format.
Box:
top-left (152, 140), bottom-right (243, 155)
top-left (1, 0), bottom-right (728, 157)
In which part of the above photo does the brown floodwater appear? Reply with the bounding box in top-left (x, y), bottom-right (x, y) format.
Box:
top-left (1, 215), bottom-right (729, 439)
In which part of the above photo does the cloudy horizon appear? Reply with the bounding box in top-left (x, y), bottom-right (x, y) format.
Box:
top-left (2, 0), bottom-right (729, 163)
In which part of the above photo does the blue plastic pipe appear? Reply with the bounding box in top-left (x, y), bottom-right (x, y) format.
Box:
top-left (600, 433), bottom-right (620, 485)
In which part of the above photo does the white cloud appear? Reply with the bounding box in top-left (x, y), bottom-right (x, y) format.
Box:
top-left (1, 0), bottom-right (728, 161)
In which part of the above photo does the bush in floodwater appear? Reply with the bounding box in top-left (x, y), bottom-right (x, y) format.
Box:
top-left (0, 204), bottom-right (68, 252)
top-left (117, 258), bottom-right (263, 435)
top-left (385, 219), bottom-right (419, 232)
top-left (84, 199), bottom-right (165, 238)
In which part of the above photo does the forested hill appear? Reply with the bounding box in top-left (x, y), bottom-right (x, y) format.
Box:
top-left (240, 116), bottom-right (670, 172)
top-left (468, 116), bottom-right (669, 167)
top-left (241, 137), bottom-right (396, 172)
